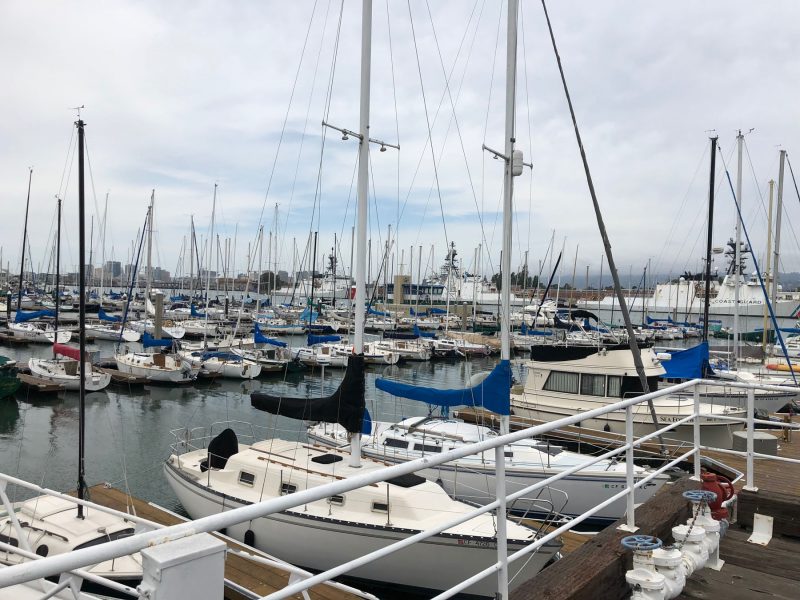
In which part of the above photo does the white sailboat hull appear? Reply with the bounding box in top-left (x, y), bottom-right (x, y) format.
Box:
top-left (164, 462), bottom-right (555, 597)
top-left (115, 353), bottom-right (196, 383)
top-left (9, 323), bottom-right (71, 344)
top-left (28, 358), bottom-right (111, 392)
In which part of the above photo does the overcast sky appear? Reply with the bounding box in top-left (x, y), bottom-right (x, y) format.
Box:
top-left (2, 1), bottom-right (799, 285)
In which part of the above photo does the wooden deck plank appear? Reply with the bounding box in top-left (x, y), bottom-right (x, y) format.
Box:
top-left (86, 485), bottom-right (360, 600)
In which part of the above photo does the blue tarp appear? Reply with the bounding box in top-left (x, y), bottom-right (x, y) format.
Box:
top-left (253, 323), bottom-right (287, 347)
top-left (307, 334), bottom-right (341, 345)
top-left (14, 309), bottom-right (56, 323)
top-left (661, 341), bottom-right (709, 380)
top-left (376, 359), bottom-right (512, 416)
top-left (142, 332), bottom-right (173, 348)
top-left (190, 304), bottom-right (206, 318)
top-left (98, 308), bottom-right (121, 322)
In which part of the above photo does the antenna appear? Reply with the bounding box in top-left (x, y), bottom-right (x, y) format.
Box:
top-left (71, 104), bottom-right (85, 119)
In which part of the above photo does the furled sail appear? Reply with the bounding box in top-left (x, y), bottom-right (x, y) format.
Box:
top-left (98, 308), bottom-right (121, 322)
top-left (376, 359), bottom-right (511, 416)
top-left (251, 354), bottom-right (368, 433)
top-left (14, 309), bottom-right (56, 323)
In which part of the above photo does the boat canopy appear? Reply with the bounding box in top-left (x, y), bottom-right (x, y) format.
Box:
top-left (251, 354), bottom-right (369, 433)
top-left (14, 309), bottom-right (55, 323)
top-left (142, 332), bottom-right (173, 348)
top-left (376, 359), bottom-right (511, 416)
top-left (190, 304), bottom-right (206, 318)
top-left (98, 308), bottom-right (121, 322)
top-left (201, 352), bottom-right (241, 362)
top-left (661, 341), bottom-right (709, 380)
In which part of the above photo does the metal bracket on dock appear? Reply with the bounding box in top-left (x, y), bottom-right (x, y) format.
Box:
top-left (747, 513), bottom-right (773, 546)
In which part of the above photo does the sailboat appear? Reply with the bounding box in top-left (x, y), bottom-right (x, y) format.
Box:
top-left (311, 0), bottom-right (666, 525)
top-left (0, 117), bottom-right (142, 589)
top-left (164, 2), bottom-right (560, 596)
top-left (26, 197), bottom-right (111, 392)
top-left (115, 197), bottom-right (196, 383)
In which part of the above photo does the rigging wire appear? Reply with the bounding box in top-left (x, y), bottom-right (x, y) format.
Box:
top-left (407, 0), bottom-right (450, 254)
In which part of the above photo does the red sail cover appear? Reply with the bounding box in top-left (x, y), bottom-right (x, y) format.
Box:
top-left (54, 343), bottom-right (82, 361)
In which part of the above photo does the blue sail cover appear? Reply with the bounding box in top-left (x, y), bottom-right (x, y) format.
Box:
top-left (376, 359), bottom-right (512, 415)
top-left (14, 309), bottom-right (56, 323)
top-left (201, 351), bottom-right (241, 362)
top-left (429, 307), bottom-right (447, 315)
top-left (410, 307), bottom-right (428, 317)
top-left (190, 304), bottom-right (207, 318)
top-left (661, 341), bottom-right (709, 380)
top-left (582, 318), bottom-right (609, 333)
top-left (253, 323), bottom-right (288, 347)
top-left (308, 334), bottom-right (341, 345)
top-left (519, 323), bottom-right (552, 337)
top-left (362, 408), bottom-right (372, 435)
top-left (413, 324), bottom-right (436, 339)
top-left (142, 332), bottom-right (173, 348)
top-left (367, 306), bottom-right (389, 317)
top-left (98, 308), bottom-right (121, 322)
top-left (299, 307), bottom-right (318, 323)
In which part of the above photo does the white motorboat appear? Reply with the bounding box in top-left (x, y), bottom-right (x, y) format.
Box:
top-left (511, 344), bottom-right (746, 449)
top-left (8, 322), bottom-right (71, 344)
top-left (291, 344), bottom-right (349, 368)
top-left (429, 337), bottom-right (492, 358)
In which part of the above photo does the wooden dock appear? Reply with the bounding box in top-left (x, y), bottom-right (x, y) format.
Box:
top-left (16, 372), bottom-right (65, 393)
top-left (86, 485), bottom-right (363, 600)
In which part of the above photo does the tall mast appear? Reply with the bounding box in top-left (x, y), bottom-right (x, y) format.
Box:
top-left (77, 118), bottom-right (88, 516)
top-left (204, 184), bottom-right (217, 349)
top-left (146, 190), bottom-right (154, 298)
top-left (17, 168), bottom-right (33, 313)
top-left (733, 131), bottom-right (744, 364)
top-left (100, 192), bottom-right (109, 292)
top-left (702, 136), bottom-right (717, 343)
top-left (54, 197), bottom-right (62, 336)
top-left (770, 150), bottom-right (786, 315)
top-left (761, 179), bottom-right (774, 352)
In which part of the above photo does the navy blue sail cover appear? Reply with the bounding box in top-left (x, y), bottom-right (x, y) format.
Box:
top-left (98, 308), bottom-right (121, 322)
top-left (15, 309), bottom-right (56, 323)
top-left (142, 332), bottom-right (173, 348)
top-left (376, 359), bottom-right (512, 415)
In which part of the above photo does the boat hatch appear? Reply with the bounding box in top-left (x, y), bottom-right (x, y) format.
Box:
top-left (385, 473), bottom-right (426, 488)
top-left (311, 453), bottom-right (343, 465)
top-left (280, 483), bottom-right (297, 495)
top-left (238, 471), bottom-right (256, 487)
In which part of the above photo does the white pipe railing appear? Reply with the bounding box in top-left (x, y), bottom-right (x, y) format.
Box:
top-left (0, 376), bottom-right (795, 599)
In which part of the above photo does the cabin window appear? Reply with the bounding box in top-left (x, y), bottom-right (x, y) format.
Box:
top-left (0, 534), bottom-right (18, 548)
top-left (35, 545), bottom-right (49, 557)
top-left (607, 376), bottom-right (622, 398)
top-left (543, 371), bottom-right (579, 394)
top-left (74, 529), bottom-right (135, 550)
top-left (413, 443), bottom-right (441, 454)
top-left (280, 482), bottom-right (297, 495)
top-left (580, 374), bottom-right (606, 397)
top-left (504, 451), bottom-right (514, 458)
top-left (238, 471), bottom-right (256, 487)
top-left (328, 495), bottom-right (345, 506)
top-left (371, 501), bottom-right (389, 513)
top-left (384, 438), bottom-right (408, 449)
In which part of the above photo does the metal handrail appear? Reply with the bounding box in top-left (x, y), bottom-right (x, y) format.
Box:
top-left (0, 377), bottom-right (794, 599)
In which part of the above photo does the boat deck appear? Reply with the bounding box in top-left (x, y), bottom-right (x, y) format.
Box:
top-left (85, 484), bottom-right (363, 600)
top-left (16, 372), bottom-right (65, 393)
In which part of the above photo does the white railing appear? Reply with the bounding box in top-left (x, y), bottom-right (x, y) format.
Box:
top-left (0, 377), bottom-right (797, 599)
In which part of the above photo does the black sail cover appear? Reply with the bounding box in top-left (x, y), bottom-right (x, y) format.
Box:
top-left (250, 354), bottom-right (366, 433)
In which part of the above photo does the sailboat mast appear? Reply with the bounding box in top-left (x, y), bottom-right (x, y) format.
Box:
top-left (733, 131), bottom-right (744, 364)
top-left (17, 168), bottom-right (33, 313)
top-left (770, 150), bottom-right (786, 314)
top-left (54, 197), bottom-right (62, 336)
top-left (146, 190), bottom-right (154, 297)
top-left (77, 118), bottom-right (88, 514)
top-left (702, 136), bottom-right (717, 342)
top-left (761, 179), bottom-right (774, 352)
top-left (204, 184), bottom-right (217, 350)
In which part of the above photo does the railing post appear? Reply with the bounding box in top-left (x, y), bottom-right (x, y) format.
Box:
top-left (744, 387), bottom-right (758, 491)
top-left (495, 444), bottom-right (509, 599)
top-left (618, 406), bottom-right (638, 532)
top-left (692, 385), bottom-right (701, 481)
